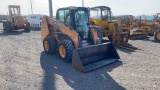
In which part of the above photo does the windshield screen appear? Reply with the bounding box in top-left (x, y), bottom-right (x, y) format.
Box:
top-left (90, 7), bottom-right (113, 21)
top-left (10, 7), bottom-right (20, 16)
top-left (74, 9), bottom-right (89, 39)
top-left (90, 8), bottom-right (101, 20)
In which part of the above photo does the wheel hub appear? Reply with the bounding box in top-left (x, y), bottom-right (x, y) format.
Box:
top-left (44, 41), bottom-right (49, 51)
top-left (59, 45), bottom-right (66, 58)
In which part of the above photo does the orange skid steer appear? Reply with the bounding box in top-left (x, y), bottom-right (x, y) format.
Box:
top-left (41, 7), bottom-right (120, 72)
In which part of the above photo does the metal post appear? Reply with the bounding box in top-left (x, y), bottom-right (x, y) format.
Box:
top-left (48, 0), bottom-right (53, 18)
top-left (82, 0), bottom-right (84, 7)
top-left (30, 0), bottom-right (33, 15)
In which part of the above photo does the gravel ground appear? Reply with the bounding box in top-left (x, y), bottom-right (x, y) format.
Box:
top-left (0, 28), bottom-right (160, 90)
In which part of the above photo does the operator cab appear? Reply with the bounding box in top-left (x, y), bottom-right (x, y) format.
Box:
top-left (56, 7), bottom-right (90, 40)
top-left (8, 5), bottom-right (21, 16)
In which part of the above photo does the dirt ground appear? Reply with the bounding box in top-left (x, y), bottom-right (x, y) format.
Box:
top-left (0, 29), bottom-right (160, 90)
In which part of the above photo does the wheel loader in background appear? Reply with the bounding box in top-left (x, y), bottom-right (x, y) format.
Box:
top-left (2, 5), bottom-right (30, 32)
top-left (89, 6), bottom-right (130, 46)
top-left (41, 6), bottom-right (120, 72)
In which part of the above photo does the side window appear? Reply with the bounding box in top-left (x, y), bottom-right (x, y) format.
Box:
top-left (58, 10), bottom-right (65, 24)
top-left (65, 10), bottom-right (70, 26)
top-left (90, 8), bottom-right (101, 20)
top-left (102, 10), bottom-right (109, 21)
top-left (102, 9), bottom-right (112, 21)
top-left (58, 10), bottom-right (70, 26)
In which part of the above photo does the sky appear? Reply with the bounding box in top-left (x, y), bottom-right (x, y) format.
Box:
top-left (0, 0), bottom-right (160, 16)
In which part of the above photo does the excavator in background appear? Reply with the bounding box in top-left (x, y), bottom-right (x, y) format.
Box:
top-left (89, 6), bottom-right (129, 46)
top-left (41, 6), bottom-right (120, 72)
top-left (3, 5), bottom-right (30, 32)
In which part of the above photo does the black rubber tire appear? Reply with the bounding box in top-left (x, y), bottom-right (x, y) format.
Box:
top-left (108, 35), bottom-right (112, 41)
top-left (89, 31), bottom-right (102, 45)
top-left (24, 22), bottom-right (30, 32)
top-left (3, 22), bottom-right (6, 31)
top-left (89, 30), bottom-right (95, 45)
top-left (58, 40), bottom-right (74, 62)
top-left (91, 25), bottom-right (103, 40)
top-left (3, 22), bottom-right (11, 32)
top-left (154, 30), bottom-right (160, 42)
top-left (96, 39), bottom-right (101, 44)
top-left (43, 36), bottom-right (57, 54)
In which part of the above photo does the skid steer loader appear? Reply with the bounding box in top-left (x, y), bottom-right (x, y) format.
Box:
top-left (41, 6), bottom-right (120, 72)
top-left (89, 6), bottom-right (129, 46)
top-left (3, 5), bottom-right (30, 32)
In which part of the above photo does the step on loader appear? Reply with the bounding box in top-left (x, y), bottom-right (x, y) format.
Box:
top-left (41, 7), bottom-right (120, 72)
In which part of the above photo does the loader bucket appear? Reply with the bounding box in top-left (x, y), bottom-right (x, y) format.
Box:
top-left (72, 42), bottom-right (120, 72)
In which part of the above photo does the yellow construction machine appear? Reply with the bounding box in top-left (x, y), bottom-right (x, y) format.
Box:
top-left (154, 30), bottom-right (160, 42)
top-left (117, 15), bottom-right (160, 40)
top-left (115, 15), bottom-right (148, 39)
top-left (153, 13), bottom-right (160, 42)
top-left (41, 7), bottom-right (120, 72)
top-left (89, 6), bottom-right (129, 46)
top-left (3, 5), bottom-right (30, 32)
